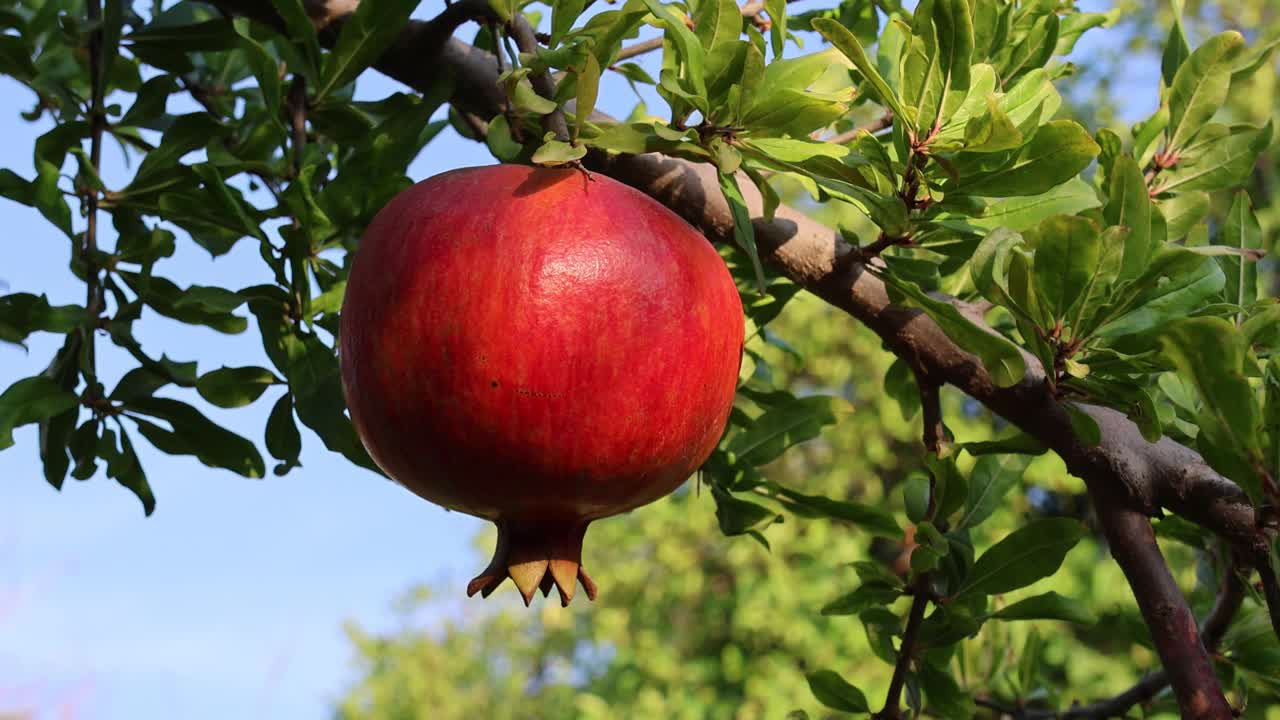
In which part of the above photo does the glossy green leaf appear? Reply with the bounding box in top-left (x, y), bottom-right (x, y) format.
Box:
top-left (1030, 215), bottom-right (1100, 321)
top-left (315, 0), bottom-right (419, 102)
top-left (1157, 121), bottom-right (1273, 195)
top-left (884, 274), bottom-right (1026, 388)
top-left (265, 392), bottom-right (302, 475)
top-left (1097, 246), bottom-right (1225, 339)
top-left (641, 0), bottom-right (708, 100)
top-left (814, 17), bottom-right (910, 122)
top-left (1221, 191), bottom-right (1262, 310)
top-left (0, 377), bottom-right (80, 450)
top-left (551, 0), bottom-right (587, 46)
top-left (531, 139), bottom-right (587, 166)
top-left (806, 670), bottom-right (869, 713)
top-left (1167, 31), bottom-right (1244, 152)
top-left (728, 395), bottom-right (849, 466)
top-left (968, 177), bottom-right (1100, 231)
top-left (718, 172), bottom-right (766, 293)
top-left (933, 0), bottom-right (974, 92)
top-left (956, 518), bottom-right (1086, 597)
top-left (267, 0), bottom-right (322, 77)
top-left (821, 583), bottom-right (902, 616)
top-left (764, 0), bottom-right (786, 57)
top-left (196, 366), bottom-right (280, 409)
top-left (960, 121), bottom-right (1099, 198)
top-left (126, 396), bottom-right (265, 478)
top-left (1158, 317), bottom-right (1263, 502)
top-left (1105, 154), bottom-right (1155, 282)
top-left (989, 591), bottom-right (1096, 624)
top-left (956, 454), bottom-right (1032, 530)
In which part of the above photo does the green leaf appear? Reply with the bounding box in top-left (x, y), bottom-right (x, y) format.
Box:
top-left (728, 395), bottom-right (849, 466)
top-left (196, 366), bottom-right (279, 408)
top-left (0, 377), bottom-right (80, 451)
top-left (1030, 215), bottom-right (1100, 322)
top-left (718, 172), bottom-right (766, 293)
top-left (1158, 317), bottom-right (1263, 502)
top-left (962, 97), bottom-right (1022, 153)
top-left (551, 0), bottom-right (587, 46)
top-left (231, 23), bottom-right (283, 127)
top-left (126, 397), bottom-right (265, 478)
top-left (712, 486), bottom-right (780, 535)
top-left (641, 0), bottom-right (708, 100)
top-left (919, 660), bottom-right (976, 720)
top-left (1156, 190), bottom-right (1208, 242)
top-left (960, 120), bottom-right (1100, 197)
top-left (1161, 1), bottom-right (1191, 86)
top-left (1167, 31), bottom-right (1245, 152)
top-left (933, 0), bottom-right (974, 92)
top-left (1097, 246), bottom-right (1225, 339)
top-left (1066, 403), bottom-right (1101, 446)
top-left (0, 34), bottom-right (37, 82)
top-left (316, 0), bottom-right (419, 102)
top-left (988, 591), bottom-right (1097, 624)
top-left (814, 17), bottom-right (910, 122)
top-left (1105, 154), bottom-right (1156, 282)
top-left (265, 392), bottom-right (303, 474)
top-left (744, 138), bottom-right (849, 162)
top-left (1157, 122), bottom-right (1273, 195)
top-left (806, 670), bottom-right (869, 713)
top-left (884, 274), bottom-right (1026, 388)
top-left (1221, 191), bottom-right (1262, 310)
top-left (764, 0), bottom-right (786, 57)
top-left (573, 52), bottom-right (601, 142)
top-left (821, 583), bottom-right (903, 616)
top-left (968, 177), bottom-right (1101, 232)
top-left (531, 139), bottom-right (587, 166)
top-left (957, 518), bottom-right (1086, 598)
top-left (102, 425), bottom-right (155, 515)
top-left (267, 0), bottom-right (322, 78)
top-left (772, 485), bottom-right (902, 537)
top-left (956, 454), bottom-right (1032, 530)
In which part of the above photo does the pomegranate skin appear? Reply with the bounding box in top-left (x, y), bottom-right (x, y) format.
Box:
top-left (339, 164), bottom-right (744, 604)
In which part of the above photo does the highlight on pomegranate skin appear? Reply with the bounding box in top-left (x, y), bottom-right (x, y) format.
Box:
top-left (339, 164), bottom-right (745, 606)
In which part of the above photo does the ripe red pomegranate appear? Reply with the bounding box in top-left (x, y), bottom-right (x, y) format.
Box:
top-left (339, 164), bottom-right (744, 606)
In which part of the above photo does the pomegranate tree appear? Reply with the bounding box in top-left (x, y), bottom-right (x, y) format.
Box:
top-left (339, 164), bottom-right (744, 605)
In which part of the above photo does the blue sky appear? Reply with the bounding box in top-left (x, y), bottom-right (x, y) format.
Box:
top-left (0, 1), bottom-right (1150, 718)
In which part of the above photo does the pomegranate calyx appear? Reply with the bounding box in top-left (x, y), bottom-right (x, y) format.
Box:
top-left (466, 520), bottom-right (598, 607)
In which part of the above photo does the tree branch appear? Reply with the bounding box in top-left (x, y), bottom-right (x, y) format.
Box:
top-left (508, 14), bottom-right (570, 142)
top-left (1085, 480), bottom-right (1233, 719)
top-left (877, 380), bottom-right (943, 720)
top-left (615, 37), bottom-right (664, 62)
top-left (980, 563), bottom-right (1246, 719)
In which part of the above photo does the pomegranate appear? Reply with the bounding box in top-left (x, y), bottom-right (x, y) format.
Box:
top-left (339, 165), bottom-right (744, 605)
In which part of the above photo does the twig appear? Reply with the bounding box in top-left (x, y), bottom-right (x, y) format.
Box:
top-left (614, 37), bottom-right (664, 62)
top-left (1258, 557), bottom-right (1280, 642)
top-left (876, 590), bottom-right (928, 720)
top-left (82, 0), bottom-right (106, 381)
top-left (509, 15), bottom-right (569, 142)
top-left (288, 75), bottom-right (308, 175)
top-left (825, 112), bottom-right (894, 145)
top-left (877, 379), bottom-right (943, 720)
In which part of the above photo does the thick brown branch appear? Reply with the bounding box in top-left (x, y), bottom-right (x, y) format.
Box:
top-left (983, 564), bottom-right (1246, 720)
top-left (508, 15), bottom-right (570, 142)
top-left (1086, 481), bottom-right (1232, 719)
